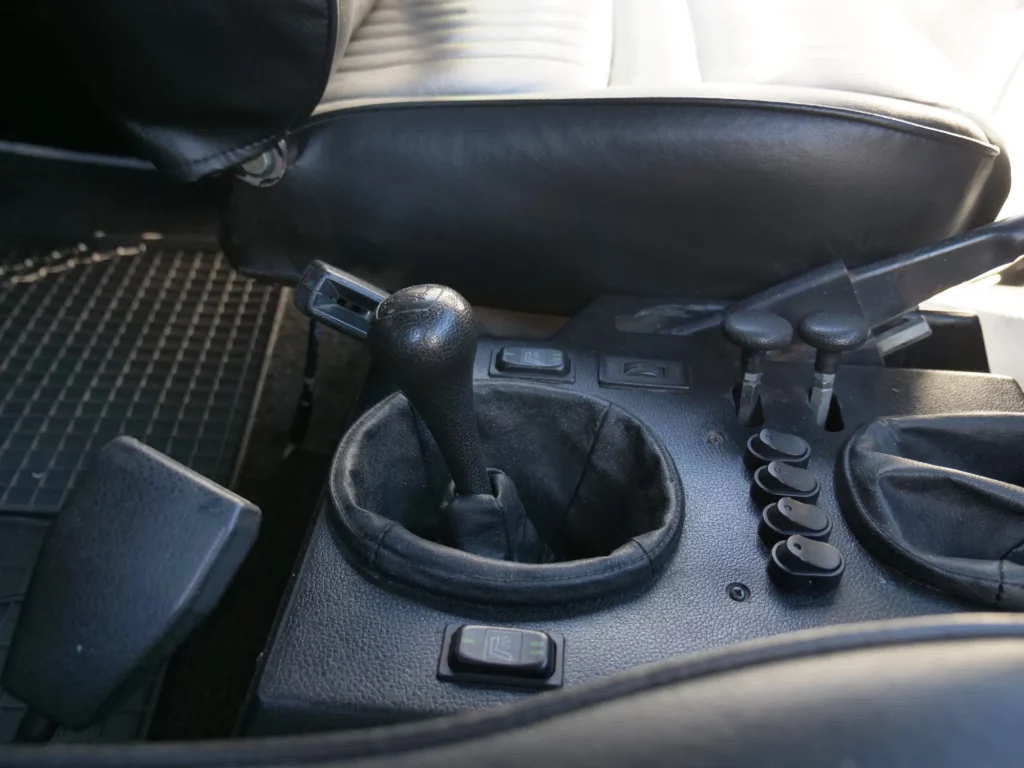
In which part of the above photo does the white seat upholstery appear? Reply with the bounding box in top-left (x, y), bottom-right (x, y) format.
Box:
top-left (322, 0), bottom-right (615, 102)
top-left (323, 0), bottom-right (1024, 104)
top-left (320, 0), bottom-right (1024, 211)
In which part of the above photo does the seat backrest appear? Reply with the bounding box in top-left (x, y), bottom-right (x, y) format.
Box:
top-left (50, 0), bottom-right (371, 181)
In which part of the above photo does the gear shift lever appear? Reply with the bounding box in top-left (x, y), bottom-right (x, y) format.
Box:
top-left (369, 284), bottom-right (492, 496)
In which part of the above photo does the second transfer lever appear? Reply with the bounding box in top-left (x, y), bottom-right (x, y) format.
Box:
top-left (368, 284), bottom-right (492, 497)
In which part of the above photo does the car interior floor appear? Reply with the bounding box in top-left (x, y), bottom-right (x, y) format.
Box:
top-left (5, 2), bottom-right (1024, 765)
top-left (0, 153), bottom-right (368, 741)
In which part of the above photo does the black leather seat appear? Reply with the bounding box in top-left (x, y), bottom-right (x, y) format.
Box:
top-left (53, 1), bottom-right (1019, 313)
top-left (7, 614), bottom-right (1024, 767)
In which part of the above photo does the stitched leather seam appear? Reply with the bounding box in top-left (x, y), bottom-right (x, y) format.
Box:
top-left (850, 454), bottom-right (1005, 589)
top-left (380, 542), bottom-right (650, 585)
top-left (371, 521), bottom-right (397, 570)
top-left (165, 133), bottom-right (282, 172)
top-left (559, 402), bottom-right (612, 533)
top-left (630, 536), bottom-right (656, 575)
top-left (995, 537), bottom-right (1024, 606)
top-left (843, 424), bottom-right (1008, 592)
top-left (631, 449), bottom-right (684, 564)
top-left (170, 0), bottom-right (337, 173)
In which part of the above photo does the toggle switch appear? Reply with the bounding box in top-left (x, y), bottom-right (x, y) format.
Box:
top-left (759, 497), bottom-right (832, 546)
top-left (768, 535), bottom-right (844, 593)
top-left (751, 461), bottom-right (820, 508)
top-left (449, 626), bottom-right (554, 678)
top-left (745, 429), bottom-right (811, 470)
top-left (437, 625), bottom-right (565, 689)
top-left (495, 347), bottom-right (570, 377)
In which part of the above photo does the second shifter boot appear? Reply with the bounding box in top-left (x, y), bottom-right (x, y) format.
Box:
top-left (837, 413), bottom-right (1024, 609)
top-left (443, 470), bottom-right (552, 563)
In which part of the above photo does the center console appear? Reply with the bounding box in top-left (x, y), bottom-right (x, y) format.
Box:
top-left (243, 247), bottom-right (1024, 734)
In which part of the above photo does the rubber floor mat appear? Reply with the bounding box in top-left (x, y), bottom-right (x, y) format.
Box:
top-left (0, 240), bottom-right (282, 742)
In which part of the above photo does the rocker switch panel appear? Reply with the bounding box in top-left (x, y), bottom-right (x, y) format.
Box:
top-left (438, 625), bottom-right (565, 689)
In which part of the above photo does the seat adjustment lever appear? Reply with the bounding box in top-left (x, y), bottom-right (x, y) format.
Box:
top-left (294, 261), bottom-right (390, 339)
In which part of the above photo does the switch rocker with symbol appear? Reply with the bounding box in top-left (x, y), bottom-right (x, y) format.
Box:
top-left (438, 624), bottom-right (565, 689)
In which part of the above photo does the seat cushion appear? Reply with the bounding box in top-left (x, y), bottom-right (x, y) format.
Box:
top-left (317, 0), bottom-right (1023, 220)
top-left (225, 85), bottom-right (1009, 313)
top-left (219, 0), bottom-right (1019, 311)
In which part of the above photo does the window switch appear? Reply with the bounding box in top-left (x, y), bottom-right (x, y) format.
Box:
top-left (438, 625), bottom-right (564, 689)
top-left (490, 347), bottom-right (573, 382)
top-left (623, 362), bottom-right (666, 379)
top-left (599, 356), bottom-right (690, 392)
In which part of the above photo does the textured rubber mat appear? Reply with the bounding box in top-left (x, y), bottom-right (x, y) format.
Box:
top-left (0, 240), bottom-right (282, 742)
top-left (0, 241), bottom-right (280, 512)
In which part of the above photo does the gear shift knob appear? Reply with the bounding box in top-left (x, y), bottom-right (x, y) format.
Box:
top-left (368, 284), bottom-right (492, 496)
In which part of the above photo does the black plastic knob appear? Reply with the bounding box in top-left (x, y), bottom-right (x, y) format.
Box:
top-left (798, 312), bottom-right (869, 373)
top-left (722, 311), bottom-right (793, 372)
top-left (369, 285), bottom-right (491, 496)
top-left (722, 311), bottom-right (794, 351)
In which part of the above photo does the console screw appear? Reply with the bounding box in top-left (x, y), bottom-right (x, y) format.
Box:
top-left (727, 582), bottom-right (750, 602)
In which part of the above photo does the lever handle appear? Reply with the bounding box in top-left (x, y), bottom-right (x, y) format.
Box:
top-left (722, 311), bottom-right (794, 373)
top-left (798, 311), bottom-right (869, 373)
top-left (368, 285), bottom-right (492, 496)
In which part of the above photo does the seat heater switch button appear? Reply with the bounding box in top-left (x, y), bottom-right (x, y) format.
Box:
top-left (450, 625), bottom-right (555, 679)
top-left (495, 347), bottom-right (569, 376)
top-left (751, 461), bottom-right (821, 507)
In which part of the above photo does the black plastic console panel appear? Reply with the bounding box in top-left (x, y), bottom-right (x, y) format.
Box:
top-left (247, 336), bottom-right (1024, 735)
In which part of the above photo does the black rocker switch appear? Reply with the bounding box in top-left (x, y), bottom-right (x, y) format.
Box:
top-left (450, 625), bottom-right (554, 678)
top-left (745, 429), bottom-right (811, 470)
top-left (768, 535), bottom-right (844, 593)
top-left (495, 347), bottom-right (570, 377)
top-left (798, 311), bottom-right (869, 428)
top-left (751, 461), bottom-right (821, 507)
top-left (438, 624), bottom-right (565, 689)
top-left (759, 497), bottom-right (832, 546)
top-left (722, 311), bottom-right (794, 425)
